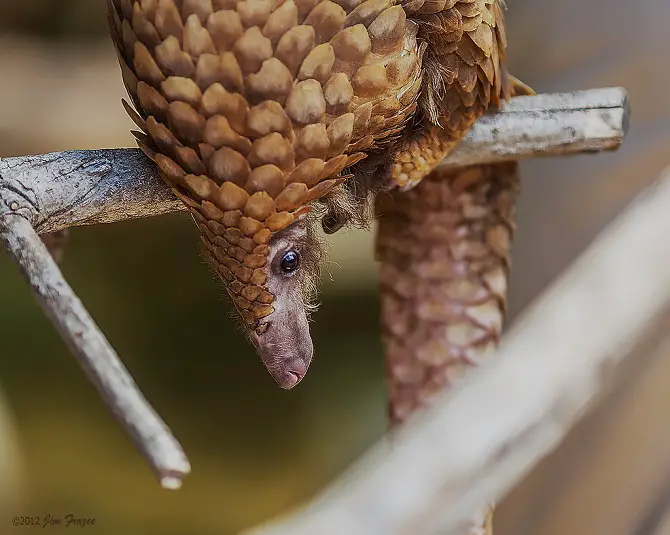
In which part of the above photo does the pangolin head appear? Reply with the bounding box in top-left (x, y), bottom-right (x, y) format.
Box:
top-left (107, 0), bottom-right (423, 388)
top-left (194, 193), bottom-right (327, 390)
top-left (170, 163), bottom-right (337, 390)
top-left (243, 213), bottom-right (325, 389)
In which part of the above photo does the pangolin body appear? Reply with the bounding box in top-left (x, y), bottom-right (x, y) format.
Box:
top-left (106, 0), bottom-right (515, 388)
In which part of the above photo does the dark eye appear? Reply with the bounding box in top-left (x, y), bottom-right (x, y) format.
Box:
top-left (280, 250), bottom-right (300, 274)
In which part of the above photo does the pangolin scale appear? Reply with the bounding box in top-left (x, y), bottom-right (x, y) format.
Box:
top-left (377, 162), bottom-right (519, 424)
top-left (106, 0), bottom-right (518, 389)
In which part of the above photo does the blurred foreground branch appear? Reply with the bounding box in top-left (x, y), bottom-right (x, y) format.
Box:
top-left (241, 167), bottom-right (670, 535)
top-left (0, 381), bottom-right (22, 515)
top-left (0, 87), bottom-right (627, 492)
top-left (0, 214), bottom-right (191, 488)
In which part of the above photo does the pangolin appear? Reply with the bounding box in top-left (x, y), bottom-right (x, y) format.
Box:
top-left (106, 0), bottom-right (527, 395)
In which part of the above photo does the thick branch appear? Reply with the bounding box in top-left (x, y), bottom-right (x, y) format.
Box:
top-left (439, 86), bottom-right (629, 169)
top-left (241, 167), bottom-right (670, 535)
top-left (0, 214), bottom-right (191, 488)
top-left (0, 88), bottom-right (628, 234)
top-left (0, 86), bottom-right (629, 495)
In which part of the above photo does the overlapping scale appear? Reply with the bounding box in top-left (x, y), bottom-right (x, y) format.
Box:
top-left (107, 0), bottom-right (422, 331)
top-left (387, 0), bottom-right (511, 190)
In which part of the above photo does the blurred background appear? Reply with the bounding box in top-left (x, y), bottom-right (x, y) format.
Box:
top-left (1, 1), bottom-right (669, 534)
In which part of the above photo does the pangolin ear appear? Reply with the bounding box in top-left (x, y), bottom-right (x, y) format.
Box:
top-left (322, 214), bottom-right (347, 234)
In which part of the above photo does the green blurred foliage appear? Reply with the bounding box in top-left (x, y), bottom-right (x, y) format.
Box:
top-left (0, 210), bottom-right (388, 534)
top-left (0, 6), bottom-right (394, 533)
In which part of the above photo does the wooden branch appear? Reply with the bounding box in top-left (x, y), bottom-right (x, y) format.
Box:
top-left (0, 149), bottom-right (180, 234)
top-left (0, 86), bottom-right (628, 493)
top-left (439, 86), bottom-right (629, 169)
top-left (0, 88), bottom-right (628, 235)
top-left (0, 213), bottom-right (191, 488)
top-left (240, 167), bottom-right (670, 535)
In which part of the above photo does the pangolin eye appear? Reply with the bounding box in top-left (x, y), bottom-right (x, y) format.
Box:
top-left (280, 250), bottom-right (300, 274)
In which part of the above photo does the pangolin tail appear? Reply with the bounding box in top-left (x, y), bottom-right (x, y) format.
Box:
top-left (375, 161), bottom-right (520, 533)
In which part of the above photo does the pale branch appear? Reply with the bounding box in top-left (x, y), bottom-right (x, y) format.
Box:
top-left (438, 86), bottom-right (629, 169)
top-left (0, 149), bottom-right (180, 234)
top-left (0, 213), bottom-right (191, 488)
top-left (0, 86), bottom-right (628, 493)
top-left (241, 167), bottom-right (670, 535)
top-left (0, 88), bottom-right (628, 235)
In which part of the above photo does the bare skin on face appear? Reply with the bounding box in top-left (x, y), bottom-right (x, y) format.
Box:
top-left (246, 219), bottom-right (321, 390)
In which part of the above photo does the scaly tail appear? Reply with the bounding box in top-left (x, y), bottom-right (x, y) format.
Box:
top-left (375, 161), bottom-right (519, 534)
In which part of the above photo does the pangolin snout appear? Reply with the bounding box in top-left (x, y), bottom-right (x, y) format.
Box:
top-left (276, 358), bottom-right (309, 390)
top-left (249, 320), bottom-right (313, 390)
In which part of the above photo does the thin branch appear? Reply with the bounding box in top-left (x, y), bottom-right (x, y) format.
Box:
top-left (240, 167), bottom-right (670, 535)
top-left (0, 214), bottom-right (191, 488)
top-left (0, 86), bottom-right (629, 494)
top-left (0, 88), bottom-right (628, 235)
top-left (0, 380), bottom-right (22, 512)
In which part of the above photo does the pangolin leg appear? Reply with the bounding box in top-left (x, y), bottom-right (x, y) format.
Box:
top-left (375, 162), bottom-right (520, 533)
top-left (390, 70), bottom-right (533, 194)
top-left (391, 125), bottom-right (460, 192)
top-left (509, 74), bottom-right (536, 97)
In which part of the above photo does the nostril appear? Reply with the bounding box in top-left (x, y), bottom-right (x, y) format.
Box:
top-left (280, 359), bottom-right (308, 389)
top-left (262, 354), bottom-right (312, 389)
top-left (289, 370), bottom-right (302, 383)
top-left (280, 370), bottom-right (302, 390)
top-left (289, 359), bottom-right (308, 378)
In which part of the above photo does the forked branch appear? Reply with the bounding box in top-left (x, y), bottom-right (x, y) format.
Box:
top-left (0, 87), bottom-right (628, 494)
top-left (0, 88), bottom-right (628, 235)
